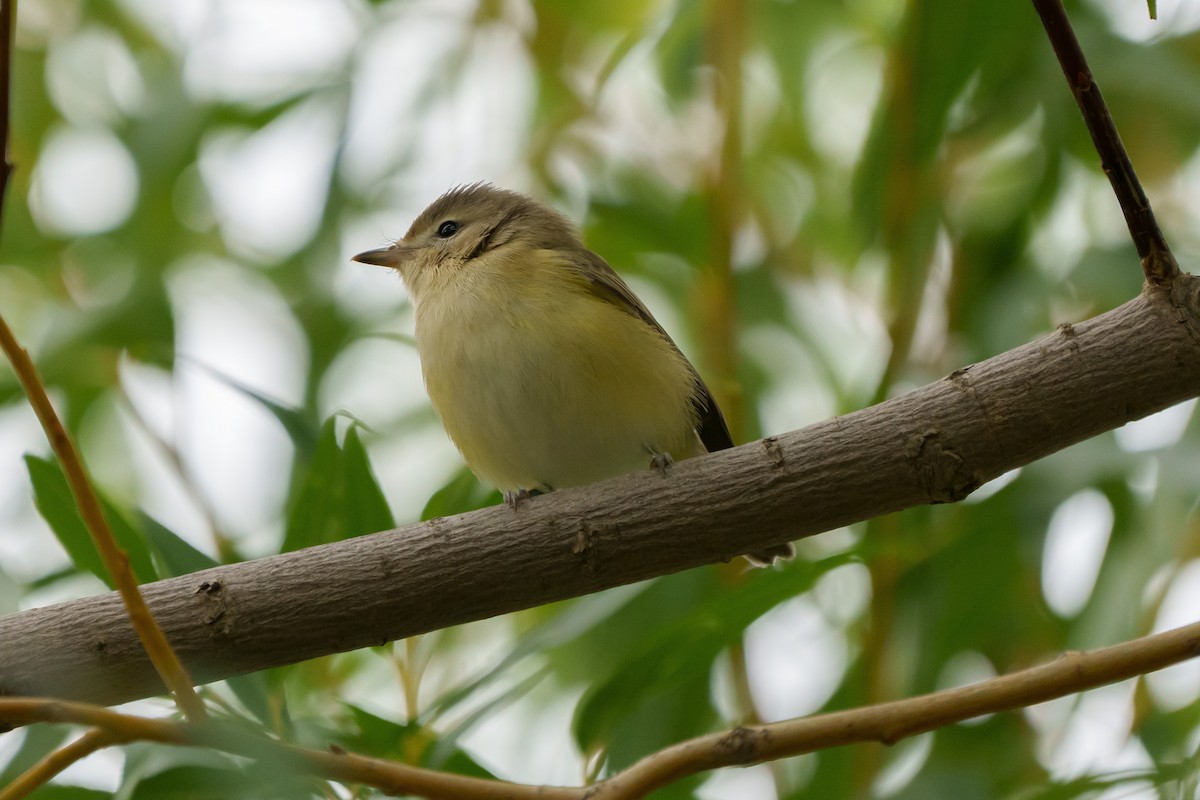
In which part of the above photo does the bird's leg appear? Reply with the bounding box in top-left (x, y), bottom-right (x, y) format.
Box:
top-left (649, 451), bottom-right (674, 476)
top-left (504, 487), bottom-right (547, 509)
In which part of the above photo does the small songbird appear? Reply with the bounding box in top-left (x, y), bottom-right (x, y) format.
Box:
top-left (353, 183), bottom-right (793, 565)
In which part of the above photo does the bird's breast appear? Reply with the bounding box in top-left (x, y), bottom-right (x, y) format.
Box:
top-left (411, 258), bottom-right (701, 492)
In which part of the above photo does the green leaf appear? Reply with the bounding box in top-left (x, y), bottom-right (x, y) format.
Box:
top-left (221, 673), bottom-right (274, 728)
top-left (20, 786), bottom-right (112, 799)
top-left (99, 498), bottom-right (160, 584)
top-left (571, 557), bottom-right (849, 771)
top-left (282, 418), bottom-right (341, 552)
top-left (139, 512), bottom-right (219, 578)
top-left (425, 668), bottom-right (545, 774)
top-left (571, 624), bottom-right (722, 768)
top-left (25, 455), bottom-right (158, 586)
top-left (426, 584), bottom-right (646, 721)
top-left (26, 564), bottom-right (85, 591)
top-left (118, 742), bottom-right (322, 800)
top-left (25, 455), bottom-right (106, 582)
top-left (341, 704), bottom-right (420, 759)
top-left (420, 466), bottom-right (499, 521)
top-left (335, 704), bottom-right (500, 780)
top-left (282, 418), bottom-right (395, 552)
top-left (126, 764), bottom-right (321, 800)
top-left (0, 724), bottom-right (70, 784)
top-left (342, 425), bottom-right (396, 535)
top-left (182, 360), bottom-right (319, 458)
top-left (425, 742), bottom-right (500, 782)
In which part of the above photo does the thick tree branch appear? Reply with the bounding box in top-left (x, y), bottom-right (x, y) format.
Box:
top-left (1032, 0), bottom-right (1178, 284)
top-left (1, 278), bottom-right (1199, 707)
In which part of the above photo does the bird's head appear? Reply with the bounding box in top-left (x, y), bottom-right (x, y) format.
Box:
top-left (352, 183), bottom-right (580, 301)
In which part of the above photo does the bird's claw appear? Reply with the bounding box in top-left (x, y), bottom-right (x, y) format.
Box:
top-left (504, 487), bottom-right (546, 509)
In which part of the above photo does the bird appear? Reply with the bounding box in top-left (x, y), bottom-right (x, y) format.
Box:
top-left (353, 183), bottom-right (793, 565)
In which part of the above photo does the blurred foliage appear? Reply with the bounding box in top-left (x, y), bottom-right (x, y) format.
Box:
top-left (1, 0), bottom-right (1200, 798)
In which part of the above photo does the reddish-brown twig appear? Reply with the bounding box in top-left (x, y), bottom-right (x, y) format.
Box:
top-left (0, 0), bottom-right (206, 722)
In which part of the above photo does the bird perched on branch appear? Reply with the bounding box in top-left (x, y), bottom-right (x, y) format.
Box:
top-left (354, 183), bottom-right (793, 565)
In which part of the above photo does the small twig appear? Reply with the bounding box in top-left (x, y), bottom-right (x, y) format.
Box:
top-left (589, 618), bottom-right (1200, 799)
top-left (1032, 0), bottom-right (1179, 285)
top-left (0, 729), bottom-right (117, 800)
top-left (398, 635), bottom-right (424, 722)
top-left (699, 0), bottom-right (747, 434)
top-left (0, 323), bottom-right (207, 724)
top-left (0, 699), bottom-right (577, 800)
top-left (0, 0), bottom-right (14, 214)
top-left (0, 0), bottom-right (206, 723)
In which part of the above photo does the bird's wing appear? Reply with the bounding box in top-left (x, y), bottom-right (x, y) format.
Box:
top-left (563, 249), bottom-right (735, 452)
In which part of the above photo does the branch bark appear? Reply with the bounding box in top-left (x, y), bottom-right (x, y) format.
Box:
top-left (2, 278), bottom-right (1199, 708)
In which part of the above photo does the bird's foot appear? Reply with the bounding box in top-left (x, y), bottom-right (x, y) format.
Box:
top-left (649, 452), bottom-right (674, 476)
top-left (504, 487), bottom-right (546, 509)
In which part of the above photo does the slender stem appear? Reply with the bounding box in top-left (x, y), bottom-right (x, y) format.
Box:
top-left (0, 323), bottom-right (207, 722)
top-left (0, 729), bottom-right (117, 800)
top-left (700, 0), bottom-right (746, 435)
top-left (393, 635), bottom-right (425, 724)
top-left (0, 699), bottom-right (580, 800)
top-left (4, 616), bottom-right (1200, 800)
top-left (0, 0), bottom-right (206, 722)
top-left (0, 0), bottom-right (15, 216)
top-left (592, 618), bottom-right (1200, 799)
top-left (1032, 0), bottom-right (1178, 284)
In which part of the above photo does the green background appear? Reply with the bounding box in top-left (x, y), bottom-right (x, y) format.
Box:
top-left (1, 0), bottom-right (1199, 797)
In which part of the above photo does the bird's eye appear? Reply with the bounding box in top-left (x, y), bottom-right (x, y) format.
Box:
top-left (437, 221), bottom-right (459, 238)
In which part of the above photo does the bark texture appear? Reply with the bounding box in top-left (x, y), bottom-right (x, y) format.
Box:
top-left (3, 277), bottom-right (1200, 707)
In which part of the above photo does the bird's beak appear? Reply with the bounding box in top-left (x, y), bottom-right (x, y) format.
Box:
top-left (352, 244), bottom-right (413, 269)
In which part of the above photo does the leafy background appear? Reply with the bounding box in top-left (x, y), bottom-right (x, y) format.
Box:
top-left (2, 0), bottom-right (1200, 797)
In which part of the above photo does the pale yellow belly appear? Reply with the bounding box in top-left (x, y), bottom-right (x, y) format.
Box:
top-left (416, 279), bottom-right (702, 493)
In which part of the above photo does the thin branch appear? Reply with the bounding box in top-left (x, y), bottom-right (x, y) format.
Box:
top-left (0, 263), bottom-right (206, 722)
top-left (700, 0), bottom-right (746, 432)
top-left (0, 700), bottom-right (577, 800)
top-left (0, 729), bottom-right (117, 800)
top-left (3, 617), bottom-right (1200, 800)
top-left (588, 618), bottom-right (1200, 799)
top-left (0, 0), bottom-right (13, 215)
top-left (1032, 0), bottom-right (1179, 284)
top-left (0, 1), bottom-right (205, 722)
